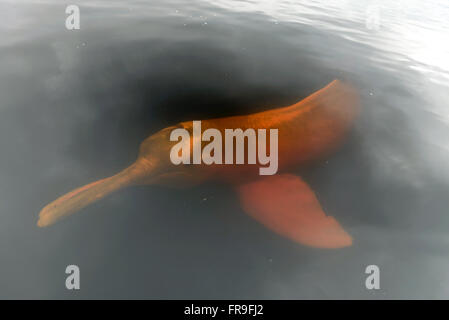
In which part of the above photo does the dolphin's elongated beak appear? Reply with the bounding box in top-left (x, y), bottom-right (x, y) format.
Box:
top-left (37, 164), bottom-right (145, 227)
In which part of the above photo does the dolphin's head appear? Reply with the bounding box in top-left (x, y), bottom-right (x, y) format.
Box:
top-left (131, 124), bottom-right (209, 187)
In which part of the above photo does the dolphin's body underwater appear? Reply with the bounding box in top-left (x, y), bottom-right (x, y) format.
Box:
top-left (38, 79), bottom-right (360, 249)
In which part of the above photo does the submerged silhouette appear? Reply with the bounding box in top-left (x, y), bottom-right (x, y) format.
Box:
top-left (38, 79), bottom-right (360, 249)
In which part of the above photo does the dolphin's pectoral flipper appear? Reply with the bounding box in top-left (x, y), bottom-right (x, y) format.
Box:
top-left (236, 174), bottom-right (352, 249)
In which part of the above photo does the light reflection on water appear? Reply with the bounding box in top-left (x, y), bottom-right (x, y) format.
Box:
top-left (1, 0), bottom-right (449, 298)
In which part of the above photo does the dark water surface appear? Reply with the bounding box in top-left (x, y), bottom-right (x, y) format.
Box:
top-left (1, 0), bottom-right (449, 298)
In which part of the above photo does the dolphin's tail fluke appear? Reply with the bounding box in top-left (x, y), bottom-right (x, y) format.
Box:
top-left (37, 165), bottom-right (141, 227)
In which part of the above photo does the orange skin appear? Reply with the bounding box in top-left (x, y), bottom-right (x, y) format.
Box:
top-left (38, 79), bottom-right (359, 248)
top-left (142, 79), bottom-right (358, 186)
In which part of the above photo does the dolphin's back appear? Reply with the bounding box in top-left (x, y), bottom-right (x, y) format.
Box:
top-left (180, 79), bottom-right (360, 179)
